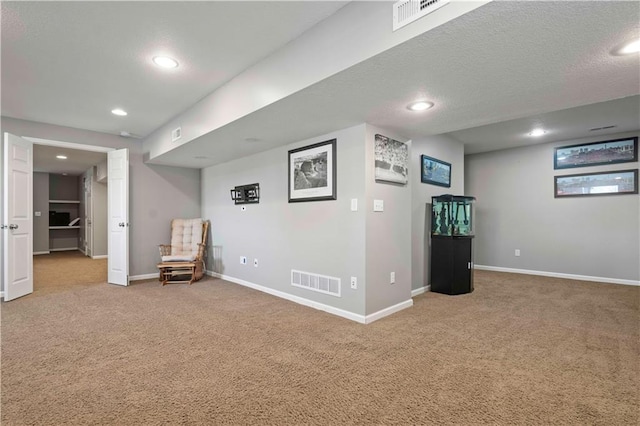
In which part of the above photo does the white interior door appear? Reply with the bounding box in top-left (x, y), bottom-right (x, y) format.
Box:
top-left (107, 149), bottom-right (129, 286)
top-left (2, 133), bottom-right (33, 301)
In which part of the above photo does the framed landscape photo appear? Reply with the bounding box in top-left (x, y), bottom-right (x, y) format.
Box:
top-left (288, 139), bottom-right (336, 202)
top-left (374, 134), bottom-right (408, 184)
top-left (554, 169), bottom-right (638, 198)
top-left (554, 137), bottom-right (638, 170)
top-left (421, 155), bottom-right (451, 188)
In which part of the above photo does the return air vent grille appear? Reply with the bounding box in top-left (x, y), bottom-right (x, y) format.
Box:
top-left (291, 269), bottom-right (341, 297)
top-left (171, 127), bottom-right (182, 142)
top-left (393, 0), bottom-right (450, 31)
top-left (589, 125), bottom-right (617, 132)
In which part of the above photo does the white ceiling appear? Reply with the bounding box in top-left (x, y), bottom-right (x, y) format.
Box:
top-left (33, 145), bottom-right (106, 176)
top-left (2, 1), bottom-right (640, 167)
top-left (1, 1), bottom-right (348, 137)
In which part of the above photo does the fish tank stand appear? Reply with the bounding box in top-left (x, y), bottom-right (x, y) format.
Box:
top-left (430, 195), bottom-right (476, 295)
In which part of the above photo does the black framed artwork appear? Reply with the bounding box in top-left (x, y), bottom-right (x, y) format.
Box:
top-left (421, 155), bottom-right (451, 188)
top-left (554, 137), bottom-right (638, 170)
top-left (554, 169), bottom-right (638, 198)
top-left (288, 139), bottom-right (337, 202)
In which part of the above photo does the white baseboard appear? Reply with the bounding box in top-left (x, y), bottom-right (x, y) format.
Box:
top-left (0, 291), bottom-right (4, 300)
top-left (49, 247), bottom-right (79, 252)
top-left (33, 251), bottom-right (50, 255)
top-left (206, 271), bottom-right (414, 324)
top-left (91, 255), bottom-right (108, 260)
top-left (411, 285), bottom-right (431, 297)
top-left (474, 265), bottom-right (639, 286)
top-left (364, 299), bottom-right (414, 324)
top-left (129, 273), bottom-right (158, 281)
top-left (79, 248), bottom-right (86, 255)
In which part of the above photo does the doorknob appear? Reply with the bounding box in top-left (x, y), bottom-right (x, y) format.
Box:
top-left (118, 222), bottom-right (125, 227)
top-left (9, 224), bottom-right (18, 230)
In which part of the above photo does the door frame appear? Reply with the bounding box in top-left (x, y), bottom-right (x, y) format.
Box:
top-left (2, 136), bottom-right (117, 299)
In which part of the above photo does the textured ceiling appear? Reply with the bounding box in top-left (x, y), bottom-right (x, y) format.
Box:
top-left (150, 1), bottom-right (640, 167)
top-left (1, 1), bottom-right (347, 137)
top-left (2, 1), bottom-right (640, 167)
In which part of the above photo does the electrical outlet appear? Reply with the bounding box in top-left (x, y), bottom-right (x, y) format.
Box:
top-left (240, 256), bottom-right (247, 265)
top-left (515, 249), bottom-right (521, 257)
top-left (373, 199), bottom-right (384, 212)
top-left (350, 276), bottom-right (357, 289)
top-left (390, 271), bottom-right (395, 284)
top-left (254, 258), bottom-right (258, 267)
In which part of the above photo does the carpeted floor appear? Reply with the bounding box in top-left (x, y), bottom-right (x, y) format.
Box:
top-left (1, 270), bottom-right (638, 425)
top-left (33, 251), bottom-right (107, 295)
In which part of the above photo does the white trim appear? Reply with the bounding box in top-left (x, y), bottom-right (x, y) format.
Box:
top-left (364, 299), bottom-right (414, 324)
top-left (49, 247), bottom-right (79, 252)
top-left (33, 251), bottom-right (50, 256)
top-left (411, 285), bottom-right (430, 297)
top-left (129, 273), bottom-right (158, 281)
top-left (207, 271), bottom-right (366, 323)
top-left (474, 265), bottom-right (640, 286)
top-left (0, 291), bottom-right (3, 300)
top-left (206, 271), bottom-right (414, 324)
top-left (91, 255), bottom-right (108, 260)
top-left (24, 137), bottom-right (114, 153)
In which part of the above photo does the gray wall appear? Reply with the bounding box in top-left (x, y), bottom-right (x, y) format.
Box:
top-left (364, 125), bottom-right (413, 315)
top-left (411, 135), bottom-right (465, 291)
top-left (201, 124), bottom-right (368, 316)
top-left (33, 172), bottom-right (50, 253)
top-left (1, 116), bottom-right (201, 277)
top-left (465, 131), bottom-right (639, 281)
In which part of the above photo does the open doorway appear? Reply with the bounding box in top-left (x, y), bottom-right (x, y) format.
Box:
top-left (32, 143), bottom-right (108, 293)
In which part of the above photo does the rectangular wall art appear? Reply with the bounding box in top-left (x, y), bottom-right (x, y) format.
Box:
top-left (374, 134), bottom-right (408, 184)
top-left (421, 155), bottom-right (451, 187)
top-left (554, 169), bottom-right (638, 198)
top-left (554, 137), bottom-right (638, 169)
top-left (288, 139), bottom-right (337, 202)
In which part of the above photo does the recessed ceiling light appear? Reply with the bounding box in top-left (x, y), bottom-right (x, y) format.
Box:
top-left (615, 39), bottom-right (640, 55)
top-left (407, 101), bottom-right (434, 111)
top-left (111, 108), bottom-right (128, 116)
top-left (62, 173), bottom-right (68, 176)
top-left (56, 155), bottom-right (67, 160)
top-left (153, 56), bottom-right (179, 68)
top-left (528, 128), bottom-right (546, 137)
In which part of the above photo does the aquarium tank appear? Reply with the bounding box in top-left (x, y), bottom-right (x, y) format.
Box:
top-left (431, 195), bottom-right (476, 237)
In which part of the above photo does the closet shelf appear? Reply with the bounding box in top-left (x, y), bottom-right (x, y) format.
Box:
top-left (49, 200), bottom-right (80, 204)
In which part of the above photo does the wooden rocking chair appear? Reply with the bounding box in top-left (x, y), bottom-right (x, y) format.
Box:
top-left (157, 218), bottom-right (209, 285)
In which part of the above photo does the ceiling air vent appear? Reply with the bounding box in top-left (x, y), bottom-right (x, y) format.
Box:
top-left (171, 127), bottom-right (182, 142)
top-left (589, 125), bottom-right (617, 132)
top-left (393, 0), bottom-right (450, 31)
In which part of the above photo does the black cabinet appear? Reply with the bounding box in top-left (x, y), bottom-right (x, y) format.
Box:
top-left (431, 236), bottom-right (474, 295)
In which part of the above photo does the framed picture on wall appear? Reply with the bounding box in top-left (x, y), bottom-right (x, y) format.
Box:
top-left (421, 155), bottom-right (451, 187)
top-left (554, 169), bottom-right (638, 198)
top-left (554, 137), bottom-right (638, 169)
top-left (374, 134), bottom-right (408, 184)
top-left (288, 139), bottom-right (337, 202)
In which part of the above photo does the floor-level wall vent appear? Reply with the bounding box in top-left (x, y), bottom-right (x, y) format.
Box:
top-left (291, 269), bottom-right (341, 297)
top-left (393, 0), bottom-right (450, 31)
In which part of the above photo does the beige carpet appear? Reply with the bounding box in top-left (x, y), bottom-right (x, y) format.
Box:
top-left (1, 271), bottom-right (638, 425)
top-left (33, 251), bottom-right (107, 295)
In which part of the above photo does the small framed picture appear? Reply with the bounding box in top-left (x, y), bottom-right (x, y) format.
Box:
top-left (554, 169), bottom-right (638, 198)
top-left (421, 155), bottom-right (451, 188)
top-left (288, 139), bottom-right (337, 202)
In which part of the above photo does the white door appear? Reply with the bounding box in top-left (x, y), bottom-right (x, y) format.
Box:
top-left (2, 133), bottom-right (33, 301)
top-left (107, 149), bottom-right (129, 286)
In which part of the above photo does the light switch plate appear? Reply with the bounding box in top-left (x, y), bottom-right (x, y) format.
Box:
top-left (373, 199), bottom-right (384, 212)
top-left (350, 198), bottom-right (358, 211)
top-left (35, 211), bottom-right (41, 217)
